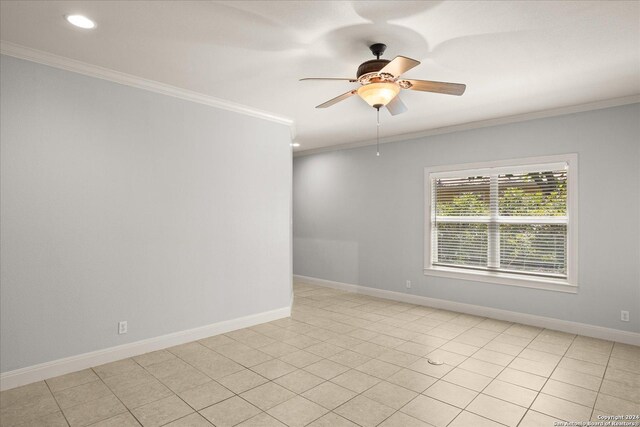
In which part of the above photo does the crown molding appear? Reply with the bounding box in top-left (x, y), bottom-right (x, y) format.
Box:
top-left (0, 41), bottom-right (295, 129)
top-left (293, 95), bottom-right (640, 157)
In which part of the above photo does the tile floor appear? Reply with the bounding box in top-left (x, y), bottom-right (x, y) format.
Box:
top-left (2, 281), bottom-right (639, 426)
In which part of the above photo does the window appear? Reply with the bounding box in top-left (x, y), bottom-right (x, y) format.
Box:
top-left (424, 154), bottom-right (578, 292)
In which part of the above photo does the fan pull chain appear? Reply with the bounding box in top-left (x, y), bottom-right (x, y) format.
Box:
top-left (376, 107), bottom-right (380, 157)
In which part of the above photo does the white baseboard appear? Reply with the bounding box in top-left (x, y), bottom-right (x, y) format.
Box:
top-left (294, 274), bottom-right (640, 346)
top-left (0, 305), bottom-right (291, 391)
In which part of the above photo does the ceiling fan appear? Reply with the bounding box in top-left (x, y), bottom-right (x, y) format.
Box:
top-left (301, 43), bottom-right (466, 115)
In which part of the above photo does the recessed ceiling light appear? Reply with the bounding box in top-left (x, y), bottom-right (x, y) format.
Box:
top-left (291, 143), bottom-right (300, 148)
top-left (65, 14), bottom-right (96, 29)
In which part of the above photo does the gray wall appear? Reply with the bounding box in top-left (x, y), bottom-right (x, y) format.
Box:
top-left (293, 103), bottom-right (640, 333)
top-left (0, 55), bottom-right (292, 372)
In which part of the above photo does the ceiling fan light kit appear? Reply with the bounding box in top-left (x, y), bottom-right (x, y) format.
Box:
top-left (357, 82), bottom-right (400, 108)
top-left (301, 43), bottom-right (466, 113)
top-left (301, 43), bottom-right (467, 155)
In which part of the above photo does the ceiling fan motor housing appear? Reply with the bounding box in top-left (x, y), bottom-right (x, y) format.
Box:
top-left (356, 59), bottom-right (390, 79)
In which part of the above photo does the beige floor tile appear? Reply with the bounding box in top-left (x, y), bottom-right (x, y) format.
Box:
top-left (199, 396), bottom-right (261, 427)
top-left (192, 355), bottom-right (245, 379)
top-left (91, 412), bottom-right (142, 426)
top-left (369, 334), bottom-right (406, 348)
top-left (273, 369), bottom-right (324, 394)
top-left (334, 395), bottom-right (395, 427)
top-left (442, 367), bottom-right (492, 392)
top-left (571, 336), bottom-right (613, 355)
top-left (565, 347), bottom-right (610, 365)
top-left (304, 359), bottom-right (350, 380)
top-left (144, 358), bottom-right (191, 380)
top-left (198, 334), bottom-right (235, 349)
top-left (410, 334), bottom-right (448, 348)
top-left (527, 339), bottom-right (570, 356)
top-left (484, 341), bottom-right (524, 356)
top-left (541, 379), bottom-right (598, 407)
top-left (467, 394), bottom-right (527, 426)
top-left (240, 382), bottom-right (295, 411)
top-left (268, 396), bottom-right (328, 427)
top-left (114, 379), bottom-right (173, 410)
top-left (400, 394), bottom-right (461, 426)
top-left (283, 334), bottom-right (320, 349)
top-left (278, 350), bottom-right (323, 368)
top-left (408, 359), bottom-right (454, 378)
top-left (594, 393), bottom-right (640, 415)
top-left (102, 369), bottom-right (157, 395)
top-left (448, 411), bottom-right (504, 427)
top-left (605, 366), bottom-right (640, 388)
top-left (93, 359), bottom-right (141, 379)
top-left (164, 413), bottom-right (212, 426)
top-left (217, 369), bottom-right (268, 394)
top-left (46, 369), bottom-right (99, 392)
top-left (425, 349), bottom-right (467, 366)
top-left (328, 350), bottom-right (371, 368)
top-left (377, 349), bottom-right (420, 367)
top-left (218, 347), bottom-right (273, 368)
top-left (62, 394), bottom-right (127, 427)
top-left (600, 378), bottom-right (640, 403)
top-left (509, 357), bottom-right (557, 377)
top-left (302, 381), bottom-right (356, 410)
top-left (519, 348), bottom-right (563, 364)
top-left (156, 368), bottom-right (211, 394)
top-left (497, 367), bottom-right (547, 391)
top-left (558, 357), bottom-right (606, 377)
top-left (331, 369), bottom-right (381, 393)
top-left (362, 380), bottom-right (418, 409)
top-left (441, 341), bottom-right (480, 356)
top-left (395, 341), bottom-right (435, 357)
top-left (531, 393), bottom-right (592, 421)
top-left (259, 342), bottom-right (299, 358)
top-left (483, 379), bottom-right (537, 407)
top-left (551, 367), bottom-right (602, 391)
top-left (250, 359), bottom-right (297, 380)
top-left (178, 381), bottom-right (234, 410)
top-left (1, 393), bottom-right (60, 427)
top-left (1, 381), bottom-right (51, 410)
top-left (305, 342), bottom-right (344, 358)
top-left (133, 350), bottom-right (176, 367)
top-left (130, 395), bottom-right (193, 427)
top-left (458, 358), bottom-right (503, 378)
top-left (355, 359), bottom-right (402, 379)
top-left (519, 410), bottom-right (563, 427)
top-left (53, 379), bottom-right (113, 409)
top-left (378, 411), bottom-right (431, 427)
top-left (236, 412), bottom-right (286, 427)
top-left (387, 368), bottom-right (437, 393)
top-left (423, 380), bottom-right (478, 408)
top-left (471, 348), bottom-right (515, 367)
top-left (611, 343), bottom-right (640, 362)
top-left (608, 357), bottom-right (640, 375)
top-left (307, 412), bottom-right (359, 427)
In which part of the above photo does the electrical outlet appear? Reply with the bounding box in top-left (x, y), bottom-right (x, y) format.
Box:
top-left (118, 321), bottom-right (128, 334)
top-left (406, 280), bottom-right (411, 289)
top-left (621, 311), bottom-right (630, 322)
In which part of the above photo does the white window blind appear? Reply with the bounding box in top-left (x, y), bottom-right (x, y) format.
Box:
top-left (430, 164), bottom-right (569, 280)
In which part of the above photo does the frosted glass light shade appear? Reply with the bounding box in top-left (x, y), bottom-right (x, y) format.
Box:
top-left (357, 82), bottom-right (400, 107)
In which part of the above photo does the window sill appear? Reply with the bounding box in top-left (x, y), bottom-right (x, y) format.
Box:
top-left (423, 266), bottom-right (578, 293)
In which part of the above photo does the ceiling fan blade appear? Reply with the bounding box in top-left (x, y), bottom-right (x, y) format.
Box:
top-left (379, 56), bottom-right (420, 77)
top-left (405, 79), bottom-right (466, 96)
top-left (386, 96), bottom-right (407, 116)
top-left (300, 78), bottom-right (357, 82)
top-left (316, 90), bottom-right (358, 108)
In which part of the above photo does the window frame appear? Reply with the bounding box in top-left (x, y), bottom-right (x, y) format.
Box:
top-left (424, 154), bottom-right (578, 293)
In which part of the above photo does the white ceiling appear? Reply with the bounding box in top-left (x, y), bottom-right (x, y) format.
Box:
top-left (1, 1), bottom-right (639, 151)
